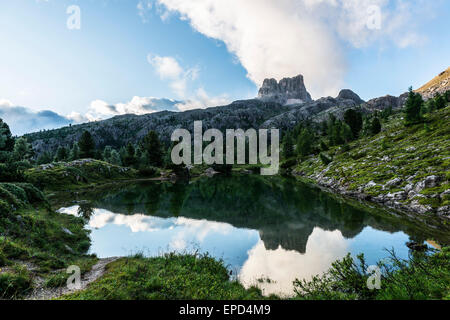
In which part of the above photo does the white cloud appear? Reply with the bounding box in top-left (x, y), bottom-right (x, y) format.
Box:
top-left (239, 227), bottom-right (349, 297)
top-left (175, 88), bottom-right (230, 111)
top-left (84, 96), bottom-right (181, 120)
top-left (0, 100), bottom-right (72, 135)
top-left (147, 53), bottom-right (200, 98)
top-left (148, 54), bottom-right (184, 79)
top-left (137, 0), bottom-right (153, 23)
top-left (156, 0), bottom-right (434, 98)
top-left (148, 53), bottom-right (229, 110)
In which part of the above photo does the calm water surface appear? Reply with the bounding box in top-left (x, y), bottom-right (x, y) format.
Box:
top-left (57, 176), bottom-right (446, 296)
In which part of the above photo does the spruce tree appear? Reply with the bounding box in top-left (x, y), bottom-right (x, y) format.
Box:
top-left (0, 118), bottom-right (14, 153)
top-left (78, 131), bottom-right (95, 158)
top-left (109, 150), bottom-right (122, 166)
top-left (140, 131), bottom-right (163, 167)
top-left (13, 137), bottom-right (32, 161)
top-left (102, 146), bottom-right (113, 162)
top-left (296, 128), bottom-right (315, 157)
top-left (344, 109), bottom-right (363, 139)
top-left (37, 151), bottom-right (52, 165)
top-left (122, 142), bottom-right (136, 167)
top-left (404, 87), bottom-right (424, 125)
top-left (282, 133), bottom-right (295, 159)
top-left (435, 93), bottom-right (446, 110)
top-left (370, 117), bottom-right (382, 135)
top-left (69, 143), bottom-right (80, 161)
top-left (55, 146), bottom-right (68, 162)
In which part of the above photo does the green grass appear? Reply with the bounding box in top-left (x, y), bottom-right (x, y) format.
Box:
top-left (294, 247), bottom-right (450, 300)
top-left (63, 253), bottom-right (268, 300)
top-left (294, 105), bottom-right (450, 214)
top-left (0, 182), bottom-right (97, 298)
top-left (24, 159), bottom-right (138, 191)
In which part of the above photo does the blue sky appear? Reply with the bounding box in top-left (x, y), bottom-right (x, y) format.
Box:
top-left (0, 0), bottom-right (449, 135)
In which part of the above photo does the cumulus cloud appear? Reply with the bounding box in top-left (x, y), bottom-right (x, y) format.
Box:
top-left (84, 96), bottom-right (182, 121)
top-left (147, 53), bottom-right (199, 97)
top-left (175, 88), bottom-right (230, 111)
top-left (148, 53), bottom-right (230, 110)
top-left (0, 100), bottom-right (72, 136)
top-left (156, 0), bottom-right (435, 98)
top-left (239, 227), bottom-right (349, 296)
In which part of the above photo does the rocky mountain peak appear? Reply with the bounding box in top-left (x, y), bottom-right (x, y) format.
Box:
top-left (258, 74), bottom-right (312, 105)
top-left (416, 67), bottom-right (450, 100)
top-left (337, 89), bottom-right (365, 104)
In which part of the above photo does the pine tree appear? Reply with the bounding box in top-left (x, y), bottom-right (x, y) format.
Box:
top-left (55, 146), bottom-right (68, 162)
top-left (102, 146), bottom-right (113, 162)
top-left (282, 133), bottom-right (294, 159)
top-left (340, 123), bottom-right (353, 143)
top-left (445, 90), bottom-right (450, 102)
top-left (0, 118), bottom-right (14, 153)
top-left (109, 149), bottom-right (122, 166)
top-left (37, 151), bottom-right (52, 165)
top-left (296, 128), bottom-right (315, 157)
top-left (78, 131), bottom-right (95, 158)
top-left (122, 142), bottom-right (136, 167)
top-left (329, 121), bottom-right (344, 146)
top-left (435, 93), bottom-right (446, 110)
top-left (344, 109), bottom-right (363, 139)
top-left (404, 87), bottom-right (424, 125)
top-left (13, 137), bottom-right (32, 161)
top-left (370, 117), bottom-right (382, 135)
top-left (140, 131), bottom-right (163, 167)
top-left (69, 143), bottom-right (80, 161)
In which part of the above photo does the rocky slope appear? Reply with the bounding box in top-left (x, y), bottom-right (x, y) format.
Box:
top-left (25, 99), bottom-right (288, 155)
top-left (292, 105), bottom-right (450, 219)
top-left (416, 67), bottom-right (450, 100)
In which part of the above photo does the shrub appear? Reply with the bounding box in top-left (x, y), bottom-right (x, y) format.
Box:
top-left (0, 185), bottom-right (21, 208)
top-left (14, 183), bottom-right (47, 205)
top-left (319, 153), bottom-right (332, 165)
top-left (45, 272), bottom-right (69, 288)
top-left (0, 183), bottom-right (27, 202)
top-left (138, 166), bottom-right (159, 178)
top-left (0, 267), bottom-right (33, 299)
top-left (280, 158), bottom-right (297, 169)
top-left (294, 248), bottom-right (450, 300)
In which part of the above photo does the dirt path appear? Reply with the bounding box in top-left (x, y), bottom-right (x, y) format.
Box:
top-left (27, 257), bottom-right (118, 300)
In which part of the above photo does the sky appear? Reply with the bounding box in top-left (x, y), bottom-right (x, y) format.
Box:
top-left (0, 0), bottom-right (449, 135)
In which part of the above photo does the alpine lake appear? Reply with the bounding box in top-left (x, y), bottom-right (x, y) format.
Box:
top-left (54, 175), bottom-right (449, 296)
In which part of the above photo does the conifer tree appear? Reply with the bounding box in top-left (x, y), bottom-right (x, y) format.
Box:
top-left (404, 87), bottom-right (424, 125)
top-left (78, 131), bottom-right (95, 158)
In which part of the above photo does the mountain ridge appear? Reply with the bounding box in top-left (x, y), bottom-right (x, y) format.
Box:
top-left (24, 69), bottom-right (448, 157)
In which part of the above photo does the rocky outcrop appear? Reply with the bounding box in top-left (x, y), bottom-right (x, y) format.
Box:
top-left (364, 94), bottom-right (407, 112)
top-left (258, 75), bottom-right (312, 105)
top-left (261, 94), bottom-right (363, 130)
top-left (416, 67), bottom-right (450, 100)
top-left (337, 89), bottom-right (365, 104)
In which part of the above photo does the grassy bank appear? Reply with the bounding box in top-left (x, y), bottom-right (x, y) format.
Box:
top-left (24, 159), bottom-right (138, 191)
top-left (0, 182), bottom-right (96, 299)
top-left (62, 253), bottom-right (267, 300)
top-left (293, 247), bottom-right (450, 300)
top-left (292, 105), bottom-right (450, 217)
top-left (60, 248), bottom-right (449, 300)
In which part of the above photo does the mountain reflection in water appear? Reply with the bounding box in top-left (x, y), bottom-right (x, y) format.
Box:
top-left (57, 176), bottom-right (447, 296)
